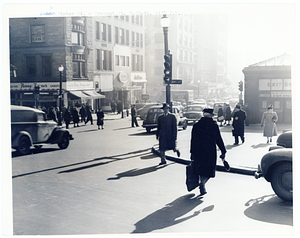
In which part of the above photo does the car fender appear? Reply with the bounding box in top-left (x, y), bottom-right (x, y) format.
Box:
top-left (47, 128), bottom-right (72, 143)
top-left (12, 131), bottom-right (33, 148)
top-left (260, 148), bottom-right (292, 182)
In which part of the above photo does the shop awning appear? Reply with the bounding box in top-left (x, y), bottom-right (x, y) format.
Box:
top-left (69, 90), bottom-right (105, 99)
top-left (82, 90), bottom-right (105, 99)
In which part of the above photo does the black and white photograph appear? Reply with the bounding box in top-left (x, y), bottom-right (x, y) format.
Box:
top-left (1, 1), bottom-right (298, 237)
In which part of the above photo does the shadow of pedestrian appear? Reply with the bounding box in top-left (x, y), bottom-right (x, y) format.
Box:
top-left (107, 164), bottom-right (170, 180)
top-left (132, 194), bottom-right (214, 233)
top-left (244, 194), bottom-right (293, 226)
top-left (251, 143), bottom-right (270, 149)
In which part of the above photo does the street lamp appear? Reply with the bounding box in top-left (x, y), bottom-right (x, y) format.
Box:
top-left (197, 80), bottom-right (200, 99)
top-left (160, 14), bottom-right (171, 109)
top-left (58, 65), bottom-right (64, 125)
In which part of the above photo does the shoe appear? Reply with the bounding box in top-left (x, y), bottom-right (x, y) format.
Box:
top-left (176, 150), bottom-right (180, 157)
top-left (267, 140), bottom-right (269, 143)
top-left (159, 160), bottom-right (167, 165)
top-left (270, 138), bottom-right (272, 142)
top-left (233, 143), bottom-right (238, 145)
top-left (199, 184), bottom-right (207, 196)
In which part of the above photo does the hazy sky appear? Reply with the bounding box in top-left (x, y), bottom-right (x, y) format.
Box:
top-left (226, 4), bottom-right (296, 84)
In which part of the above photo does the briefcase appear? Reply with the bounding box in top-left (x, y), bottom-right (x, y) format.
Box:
top-left (186, 162), bottom-right (199, 192)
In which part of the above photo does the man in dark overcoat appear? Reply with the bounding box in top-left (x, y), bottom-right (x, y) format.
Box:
top-left (232, 104), bottom-right (247, 145)
top-left (131, 104), bottom-right (139, 127)
top-left (156, 103), bottom-right (180, 165)
top-left (190, 108), bottom-right (227, 196)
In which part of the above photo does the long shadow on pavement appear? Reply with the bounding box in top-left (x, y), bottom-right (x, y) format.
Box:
top-left (132, 194), bottom-right (214, 233)
top-left (12, 148), bottom-right (153, 178)
top-left (107, 163), bottom-right (170, 180)
top-left (244, 194), bottom-right (293, 226)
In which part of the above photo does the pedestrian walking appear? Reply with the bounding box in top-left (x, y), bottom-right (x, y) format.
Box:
top-left (63, 107), bottom-right (72, 129)
top-left (79, 104), bottom-right (86, 123)
top-left (96, 108), bottom-right (105, 130)
top-left (260, 104), bottom-right (278, 143)
top-left (48, 107), bottom-right (58, 122)
top-left (71, 106), bottom-right (80, 127)
top-left (224, 103), bottom-right (232, 126)
top-left (232, 104), bottom-right (247, 145)
top-left (190, 108), bottom-right (227, 196)
top-left (85, 105), bottom-right (94, 125)
top-left (156, 103), bottom-right (180, 165)
top-left (217, 105), bottom-right (224, 126)
top-left (131, 104), bottom-right (139, 127)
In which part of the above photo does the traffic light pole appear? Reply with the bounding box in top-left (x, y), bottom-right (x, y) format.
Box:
top-left (162, 25), bottom-right (171, 110)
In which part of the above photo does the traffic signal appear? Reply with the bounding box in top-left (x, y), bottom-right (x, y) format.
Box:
top-left (238, 81), bottom-right (243, 92)
top-left (163, 53), bottom-right (172, 84)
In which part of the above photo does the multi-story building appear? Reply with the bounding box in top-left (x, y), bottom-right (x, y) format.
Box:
top-left (144, 14), bottom-right (228, 103)
top-left (91, 15), bottom-right (146, 110)
top-left (9, 15), bottom-right (146, 111)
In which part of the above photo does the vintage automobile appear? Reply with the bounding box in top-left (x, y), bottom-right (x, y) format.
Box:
top-left (183, 105), bottom-right (204, 124)
top-left (137, 103), bottom-right (162, 121)
top-left (11, 105), bottom-right (74, 155)
top-left (254, 131), bottom-right (293, 201)
top-left (142, 105), bottom-right (187, 133)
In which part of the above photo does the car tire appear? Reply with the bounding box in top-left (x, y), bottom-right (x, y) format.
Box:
top-left (146, 127), bottom-right (151, 133)
top-left (17, 135), bottom-right (31, 155)
top-left (58, 133), bottom-right (70, 149)
top-left (271, 163), bottom-right (293, 201)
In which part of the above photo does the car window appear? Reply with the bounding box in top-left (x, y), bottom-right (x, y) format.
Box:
top-left (37, 113), bottom-right (46, 122)
top-left (11, 110), bottom-right (36, 122)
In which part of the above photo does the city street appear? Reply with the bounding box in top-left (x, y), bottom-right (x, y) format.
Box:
top-left (11, 114), bottom-right (293, 235)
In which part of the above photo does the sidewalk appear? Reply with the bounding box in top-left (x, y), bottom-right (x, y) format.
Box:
top-left (152, 123), bottom-right (292, 176)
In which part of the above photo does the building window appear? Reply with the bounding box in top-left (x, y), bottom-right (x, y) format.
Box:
top-left (26, 56), bottom-right (36, 76)
top-left (96, 21), bottom-right (100, 40)
top-left (115, 55), bottom-right (119, 66)
top-left (42, 56), bottom-right (51, 77)
top-left (132, 31), bottom-right (135, 47)
top-left (120, 56), bottom-right (125, 66)
top-left (72, 31), bottom-right (84, 45)
top-left (101, 23), bottom-right (106, 41)
top-left (108, 25), bottom-right (111, 42)
top-left (126, 56), bottom-right (129, 66)
top-left (126, 30), bottom-right (129, 45)
top-left (140, 33), bottom-right (143, 48)
top-left (135, 15), bottom-right (139, 25)
top-left (73, 61), bottom-right (86, 78)
top-left (140, 16), bottom-right (143, 26)
top-left (131, 16), bottom-right (134, 24)
top-left (274, 101), bottom-right (281, 109)
top-left (136, 33), bottom-right (139, 47)
top-left (115, 27), bottom-right (119, 44)
top-left (120, 28), bottom-right (125, 44)
top-left (31, 25), bottom-right (45, 43)
top-left (126, 16), bottom-right (129, 22)
top-left (96, 49), bottom-right (101, 70)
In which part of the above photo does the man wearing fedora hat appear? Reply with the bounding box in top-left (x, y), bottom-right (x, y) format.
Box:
top-left (156, 103), bottom-right (180, 165)
top-left (190, 108), bottom-right (227, 196)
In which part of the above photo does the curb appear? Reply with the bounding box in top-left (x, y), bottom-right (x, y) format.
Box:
top-left (151, 146), bottom-right (256, 176)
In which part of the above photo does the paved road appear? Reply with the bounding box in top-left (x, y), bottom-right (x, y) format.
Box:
top-left (9, 115), bottom-right (294, 235)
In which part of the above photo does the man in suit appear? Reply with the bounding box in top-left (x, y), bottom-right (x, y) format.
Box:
top-left (156, 103), bottom-right (180, 165)
top-left (232, 104), bottom-right (247, 145)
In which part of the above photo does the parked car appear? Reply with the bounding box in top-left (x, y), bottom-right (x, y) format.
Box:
top-left (11, 105), bottom-right (74, 155)
top-left (137, 103), bottom-right (162, 120)
top-left (254, 131), bottom-right (293, 201)
top-left (142, 105), bottom-right (187, 133)
top-left (183, 105), bottom-right (204, 124)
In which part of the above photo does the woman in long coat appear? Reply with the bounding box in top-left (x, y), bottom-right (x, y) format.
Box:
top-left (190, 108), bottom-right (227, 195)
top-left (71, 107), bottom-right (80, 127)
top-left (96, 108), bottom-right (105, 129)
top-left (260, 104), bottom-right (278, 143)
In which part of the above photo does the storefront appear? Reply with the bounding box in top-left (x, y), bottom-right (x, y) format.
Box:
top-left (243, 64), bottom-right (292, 124)
top-left (10, 82), bottom-right (64, 109)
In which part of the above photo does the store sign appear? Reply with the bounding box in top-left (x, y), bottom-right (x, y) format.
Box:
top-left (10, 82), bottom-right (65, 91)
top-left (118, 71), bottom-right (129, 83)
top-left (259, 79), bottom-right (291, 91)
top-left (67, 81), bottom-right (93, 90)
top-left (271, 91), bottom-right (291, 98)
top-left (131, 72), bottom-right (146, 83)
